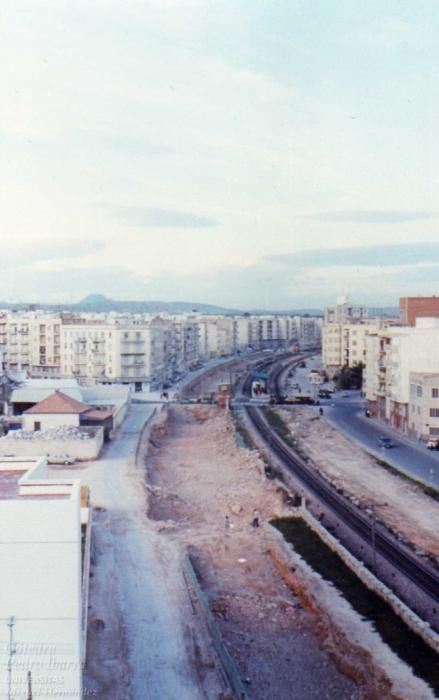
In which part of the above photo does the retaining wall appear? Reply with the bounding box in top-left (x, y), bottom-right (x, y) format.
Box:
top-left (296, 505), bottom-right (439, 654)
top-left (267, 523), bottom-right (436, 700)
top-left (0, 427), bottom-right (104, 461)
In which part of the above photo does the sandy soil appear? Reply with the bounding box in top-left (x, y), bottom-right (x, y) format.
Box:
top-left (277, 406), bottom-right (439, 560)
top-left (146, 404), bottom-right (366, 700)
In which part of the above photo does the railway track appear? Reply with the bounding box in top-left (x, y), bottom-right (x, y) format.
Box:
top-left (241, 359), bottom-right (439, 605)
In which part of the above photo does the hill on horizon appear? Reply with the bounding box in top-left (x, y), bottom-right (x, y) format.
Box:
top-left (0, 293), bottom-right (324, 316)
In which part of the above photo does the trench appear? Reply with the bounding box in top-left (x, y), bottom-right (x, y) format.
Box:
top-left (271, 517), bottom-right (439, 695)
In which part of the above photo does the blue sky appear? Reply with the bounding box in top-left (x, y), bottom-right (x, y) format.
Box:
top-left (1, 1), bottom-right (439, 309)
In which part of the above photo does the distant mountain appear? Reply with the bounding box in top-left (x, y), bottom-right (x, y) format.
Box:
top-left (0, 294), bottom-right (324, 316)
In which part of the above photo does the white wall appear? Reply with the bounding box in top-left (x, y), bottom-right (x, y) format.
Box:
top-left (0, 494), bottom-right (82, 697)
top-left (22, 412), bottom-right (79, 432)
top-left (0, 427), bottom-right (103, 461)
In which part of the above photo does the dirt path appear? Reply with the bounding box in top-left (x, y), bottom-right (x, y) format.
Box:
top-left (146, 404), bottom-right (366, 700)
top-left (53, 404), bottom-right (221, 700)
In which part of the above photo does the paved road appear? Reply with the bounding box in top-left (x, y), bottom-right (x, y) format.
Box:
top-left (321, 392), bottom-right (439, 490)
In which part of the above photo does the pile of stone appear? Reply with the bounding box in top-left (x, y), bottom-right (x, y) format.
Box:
top-left (4, 426), bottom-right (91, 441)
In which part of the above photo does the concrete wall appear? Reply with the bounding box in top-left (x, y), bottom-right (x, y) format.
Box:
top-left (0, 427), bottom-right (103, 461)
top-left (22, 412), bottom-right (80, 432)
top-left (0, 490), bottom-right (82, 697)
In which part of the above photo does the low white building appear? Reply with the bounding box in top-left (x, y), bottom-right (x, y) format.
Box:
top-left (0, 457), bottom-right (84, 698)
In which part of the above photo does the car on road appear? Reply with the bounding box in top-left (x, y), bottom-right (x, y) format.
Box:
top-left (426, 438), bottom-right (439, 450)
top-left (377, 436), bottom-right (394, 449)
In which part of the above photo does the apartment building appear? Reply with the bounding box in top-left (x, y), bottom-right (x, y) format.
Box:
top-left (0, 312), bottom-right (61, 377)
top-left (170, 315), bottom-right (199, 374)
top-left (198, 316), bottom-right (234, 359)
top-left (293, 316), bottom-right (322, 350)
top-left (324, 297), bottom-right (368, 324)
top-left (400, 296), bottom-right (439, 326)
top-left (409, 373), bottom-right (439, 439)
top-left (364, 318), bottom-right (439, 434)
top-left (60, 315), bottom-right (175, 389)
top-left (0, 457), bottom-right (85, 698)
top-left (322, 320), bottom-right (380, 373)
top-left (248, 316), bottom-right (296, 350)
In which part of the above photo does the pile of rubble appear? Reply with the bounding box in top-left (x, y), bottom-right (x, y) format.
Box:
top-left (3, 426), bottom-right (92, 441)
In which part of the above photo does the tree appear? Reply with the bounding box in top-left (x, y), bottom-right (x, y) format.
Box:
top-left (335, 362), bottom-right (364, 390)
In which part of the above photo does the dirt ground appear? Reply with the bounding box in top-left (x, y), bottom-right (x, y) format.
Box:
top-left (276, 406), bottom-right (439, 560)
top-left (146, 404), bottom-right (366, 700)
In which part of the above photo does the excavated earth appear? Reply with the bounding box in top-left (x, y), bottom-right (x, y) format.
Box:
top-left (145, 404), bottom-right (367, 700)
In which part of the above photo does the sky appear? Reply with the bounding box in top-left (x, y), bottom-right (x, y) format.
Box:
top-left (1, 0), bottom-right (439, 310)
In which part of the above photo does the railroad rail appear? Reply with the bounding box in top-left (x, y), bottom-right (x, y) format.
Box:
top-left (241, 360), bottom-right (439, 606)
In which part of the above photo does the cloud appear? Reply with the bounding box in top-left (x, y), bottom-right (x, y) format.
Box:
top-left (0, 241), bottom-right (104, 269)
top-left (111, 206), bottom-right (217, 229)
top-left (308, 211), bottom-right (439, 224)
top-left (267, 243), bottom-right (439, 268)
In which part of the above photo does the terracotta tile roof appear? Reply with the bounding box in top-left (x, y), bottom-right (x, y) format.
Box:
top-left (82, 408), bottom-right (114, 421)
top-left (24, 390), bottom-right (91, 415)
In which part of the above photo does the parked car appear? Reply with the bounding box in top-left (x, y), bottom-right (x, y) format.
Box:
top-left (378, 437), bottom-right (394, 449)
top-left (46, 454), bottom-right (75, 465)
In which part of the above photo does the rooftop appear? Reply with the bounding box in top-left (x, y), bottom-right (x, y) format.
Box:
top-left (24, 390), bottom-right (90, 415)
top-left (0, 458), bottom-right (78, 501)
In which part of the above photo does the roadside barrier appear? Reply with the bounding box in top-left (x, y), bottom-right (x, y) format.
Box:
top-left (184, 555), bottom-right (249, 700)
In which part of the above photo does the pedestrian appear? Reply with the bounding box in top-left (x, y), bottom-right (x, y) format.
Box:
top-left (225, 515), bottom-right (230, 535)
top-left (319, 407), bottom-right (324, 416)
top-left (251, 509), bottom-right (260, 528)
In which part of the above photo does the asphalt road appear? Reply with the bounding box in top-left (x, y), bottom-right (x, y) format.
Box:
top-left (322, 392), bottom-right (439, 490)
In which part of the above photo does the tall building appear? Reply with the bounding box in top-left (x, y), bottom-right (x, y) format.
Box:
top-left (323, 296), bottom-right (368, 325)
top-left (399, 296), bottom-right (439, 326)
top-left (364, 318), bottom-right (439, 435)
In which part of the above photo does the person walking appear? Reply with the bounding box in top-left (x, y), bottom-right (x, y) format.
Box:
top-left (251, 509), bottom-right (260, 528)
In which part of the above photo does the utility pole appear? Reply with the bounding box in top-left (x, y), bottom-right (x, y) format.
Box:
top-left (371, 508), bottom-right (377, 574)
top-left (7, 616), bottom-right (15, 700)
top-left (27, 671), bottom-right (33, 700)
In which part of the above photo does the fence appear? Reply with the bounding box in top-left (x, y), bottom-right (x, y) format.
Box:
top-left (184, 555), bottom-right (249, 700)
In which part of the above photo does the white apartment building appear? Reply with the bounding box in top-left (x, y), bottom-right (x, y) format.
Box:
top-left (0, 457), bottom-right (84, 698)
top-left (169, 315), bottom-right (199, 375)
top-left (293, 316), bottom-right (322, 350)
top-left (364, 318), bottom-right (439, 434)
top-left (198, 317), bottom-right (234, 359)
top-left (324, 296), bottom-right (368, 324)
top-left (60, 315), bottom-right (175, 389)
top-left (248, 316), bottom-right (295, 350)
top-left (0, 312), bottom-right (61, 378)
top-left (232, 317), bottom-right (251, 353)
top-left (322, 321), bottom-right (379, 372)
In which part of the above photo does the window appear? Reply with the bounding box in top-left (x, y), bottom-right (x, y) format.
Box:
top-left (416, 385), bottom-right (423, 398)
top-left (34, 421), bottom-right (41, 431)
top-left (430, 427), bottom-right (439, 435)
top-left (432, 388), bottom-right (439, 398)
top-left (429, 408), bottom-right (439, 418)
